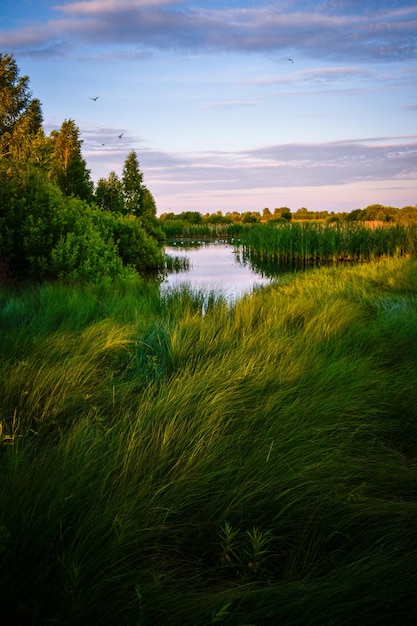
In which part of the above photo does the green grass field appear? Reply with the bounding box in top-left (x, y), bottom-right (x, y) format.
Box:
top-left (1, 258), bottom-right (417, 625)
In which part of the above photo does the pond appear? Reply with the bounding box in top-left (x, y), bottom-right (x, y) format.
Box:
top-left (162, 241), bottom-right (272, 301)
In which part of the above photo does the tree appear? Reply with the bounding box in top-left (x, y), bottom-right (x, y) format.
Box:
top-left (95, 171), bottom-right (124, 213)
top-left (346, 208), bottom-right (365, 221)
top-left (397, 205), bottom-right (417, 225)
top-left (0, 53), bottom-right (44, 160)
top-left (9, 99), bottom-right (47, 165)
top-left (263, 207), bottom-right (272, 222)
top-left (0, 160), bottom-right (65, 277)
top-left (242, 212), bottom-right (260, 223)
top-left (273, 207), bottom-right (292, 221)
top-left (141, 186), bottom-right (158, 220)
top-left (293, 207), bottom-right (310, 221)
top-left (122, 150), bottom-right (143, 216)
top-left (48, 119), bottom-right (93, 202)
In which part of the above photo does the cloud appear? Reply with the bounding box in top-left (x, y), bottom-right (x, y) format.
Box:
top-left (2, 1), bottom-right (417, 62)
top-left (82, 131), bottom-right (417, 195)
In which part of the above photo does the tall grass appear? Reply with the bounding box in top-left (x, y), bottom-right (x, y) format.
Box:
top-left (239, 222), bottom-right (417, 267)
top-left (161, 220), bottom-right (244, 240)
top-left (1, 259), bottom-right (417, 624)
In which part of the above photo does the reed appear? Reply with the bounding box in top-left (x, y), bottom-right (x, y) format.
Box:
top-left (238, 222), bottom-right (417, 267)
top-left (1, 259), bottom-right (417, 624)
top-left (161, 220), bottom-right (244, 240)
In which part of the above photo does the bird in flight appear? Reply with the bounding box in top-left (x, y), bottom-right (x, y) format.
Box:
top-left (90, 96), bottom-right (99, 101)
top-left (288, 58), bottom-right (294, 64)
top-left (118, 133), bottom-right (124, 138)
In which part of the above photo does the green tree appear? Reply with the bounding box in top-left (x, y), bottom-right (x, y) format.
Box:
top-left (49, 119), bottom-right (93, 202)
top-left (263, 207), bottom-right (272, 222)
top-left (9, 99), bottom-right (48, 166)
top-left (363, 204), bottom-right (397, 223)
top-left (95, 171), bottom-right (124, 213)
top-left (273, 207), bottom-right (292, 221)
top-left (293, 207), bottom-right (310, 221)
top-left (397, 205), bottom-right (417, 225)
top-left (141, 186), bottom-right (157, 220)
top-left (242, 212), bottom-right (260, 223)
top-left (122, 150), bottom-right (143, 216)
top-left (0, 53), bottom-right (44, 161)
top-left (0, 161), bottom-right (66, 277)
top-left (346, 208), bottom-right (366, 221)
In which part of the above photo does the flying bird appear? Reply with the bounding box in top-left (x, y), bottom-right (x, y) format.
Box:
top-left (288, 58), bottom-right (294, 64)
top-left (118, 133), bottom-right (124, 138)
top-left (90, 96), bottom-right (99, 101)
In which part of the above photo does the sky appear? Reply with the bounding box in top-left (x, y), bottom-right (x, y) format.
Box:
top-left (1, 0), bottom-right (417, 215)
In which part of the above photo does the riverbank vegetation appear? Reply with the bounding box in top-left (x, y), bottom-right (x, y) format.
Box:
top-left (239, 221), bottom-right (417, 268)
top-left (159, 202), bottom-right (417, 230)
top-left (1, 257), bottom-right (417, 624)
top-left (0, 53), bottom-right (166, 283)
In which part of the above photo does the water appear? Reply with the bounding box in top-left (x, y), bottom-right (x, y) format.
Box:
top-left (162, 241), bottom-right (272, 301)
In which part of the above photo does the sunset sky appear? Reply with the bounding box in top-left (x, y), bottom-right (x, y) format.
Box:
top-left (1, 0), bottom-right (417, 215)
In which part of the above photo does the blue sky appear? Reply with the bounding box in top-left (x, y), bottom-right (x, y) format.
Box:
top-left (1, 0), bottom-right (417, 214)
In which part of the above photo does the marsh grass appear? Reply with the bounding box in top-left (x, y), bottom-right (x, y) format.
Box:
top-left (239, 222), bottom-right (417, 269)
top-left (1, 259), bottom-right (417, 624)
top-left (161, 221), bottom-right (243, 240)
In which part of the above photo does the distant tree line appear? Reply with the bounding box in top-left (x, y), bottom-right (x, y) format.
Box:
top-left (160, 204), bottom-right (417, 227)
top-left (0, 52), bottom-right (165, 282)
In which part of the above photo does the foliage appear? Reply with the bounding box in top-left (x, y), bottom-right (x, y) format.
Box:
top-left (49, 201), bottom-right (126, 283)
top-left (238, 221), bottom-right (417, 268)
top-left (0, 161), bottom-right (63, 277)
top-left (159, 205), bottom-right (417, 229)
top-left (0, 55), bottom-right (164, 283)
top-left (0, 53), bottom-right (44, 160)
top-left (122, 150), bottom-right (144, 216)
top-left (102, 212), bottom-right (165, 272)
top-left (0, 259), bottom-right (417, 623)
top-left (160, 211), bottom-right (203, 224)
top-left (48, 119), bottom-right (94, 202)
top-left (140, 186), bottom-right (158, 220)
top-left (0, 161), bottom-right (164, 281)
top-left (95, 171), bottom-right (124, 213)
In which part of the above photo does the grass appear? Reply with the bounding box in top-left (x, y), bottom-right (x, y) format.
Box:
top-left (238, 222), bottom-right (417, 268)
top-left (161, 220), bottom-right (244, 240)
top-left (0, 258), bottom-right (417, 624)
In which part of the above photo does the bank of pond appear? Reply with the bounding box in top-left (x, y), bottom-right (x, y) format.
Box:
top-left (1, 254), bottom-right (417, 625)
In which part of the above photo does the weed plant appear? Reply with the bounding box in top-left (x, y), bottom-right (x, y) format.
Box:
top-left (161, 220), bottom-right (244, 240)
top-left (239, 222), bottom-right (417, 267)
top-left (0, 259), bottom-right (417, 624)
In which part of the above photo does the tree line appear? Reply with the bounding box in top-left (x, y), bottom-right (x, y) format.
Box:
top-left (0, 53), bottom-right (165, 282)
top-left (160, 203), bottom-right (417, 226)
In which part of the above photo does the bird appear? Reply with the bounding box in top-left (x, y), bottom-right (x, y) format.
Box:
top-left (118, 133), bottom-right (124, 138)
top-left (90, 96), bottom-right (99, 101)
top-left (288, 58), bottom-right (294, 63)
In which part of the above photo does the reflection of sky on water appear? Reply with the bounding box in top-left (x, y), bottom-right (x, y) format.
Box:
top-left (163, 242), bottom-right (271, 301)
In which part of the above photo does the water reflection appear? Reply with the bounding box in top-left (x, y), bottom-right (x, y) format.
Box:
top-left (235, 247), bottom-right (317, 278)
top-left (162, 241), bottom-right (271, 301)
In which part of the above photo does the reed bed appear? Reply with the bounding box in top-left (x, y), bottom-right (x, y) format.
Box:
top-left (161, 220), bottom-right (244, 240)
top-left (0, 259), bottom-right (417, 624)
top-left (239, 222), bottom-right (417, 267)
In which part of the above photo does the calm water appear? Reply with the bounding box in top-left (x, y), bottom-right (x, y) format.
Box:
top-left (162, 241), bottom-right (272, 301)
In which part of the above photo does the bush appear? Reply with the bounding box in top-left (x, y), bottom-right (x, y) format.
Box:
top-left (0, 161), bottom-right (164, 282)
